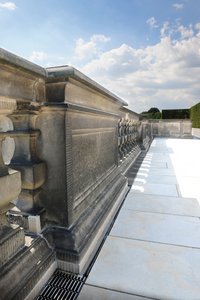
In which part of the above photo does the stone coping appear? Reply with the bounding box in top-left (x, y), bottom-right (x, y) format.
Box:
top-left (46, 65), bottom-right (128, 107)
top-left (0, 48), bottom-right (128, 109)
top-left (0, 48), bottom-right (46, 77)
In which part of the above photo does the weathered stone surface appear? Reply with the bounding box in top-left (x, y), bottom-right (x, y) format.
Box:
top-left (0, 170), bottom-right (21, 210)
top-left (56, 175), bottom-right (128, 273)
top-left (16, 189), bottom-right (42, 212)
top-left (46, 66), bottom-right (127, 112)
top-left (0, 236), bottom-right (56, 300)
top-left (0, 49), bottom-right (150, 298)
top-left (151, 120), bottom-right (192, 138)
top-left (0, 225), bottom-right (25, 268)
top-left (32, 66), bottom-right (133, 273)
top-left (11, 162), bottom-right (46, 190)
top-left (0, 48), bottom-right (46, 103)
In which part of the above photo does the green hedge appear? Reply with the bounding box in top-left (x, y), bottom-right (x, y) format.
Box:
top-left (190, 103), bottom-right (200, 128)
top-left (140, 112), bottom-right (161, 120)
top-left (162, 109), bottom-right (189, 119)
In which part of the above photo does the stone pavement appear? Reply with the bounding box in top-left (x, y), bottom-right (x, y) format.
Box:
top-left (78, 138), bottom-right (200, 300)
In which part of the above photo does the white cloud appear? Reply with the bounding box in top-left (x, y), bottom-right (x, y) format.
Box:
top-left (178, 25), bottom-right (194, 39)
top-left (0, 2), bottom-right (16, 10)
top-left (75, 38), bottom-right (97, 60)
top-left (172, 3), bottom-right (184, 10)
top-left (74, 34), bottom-right (110, 60)
top-left (160, 21), bottom-right (170, 37)
top-left (146, 17), bottom-right (159, 29)
top-left (196, 23), bottom-right (200, 30)
top-left (91, 34), bottom-right (110, 43)
top-left (29, 51), bottom-right (48, 63)
top-left (76, 22), bottom-right (200, 113)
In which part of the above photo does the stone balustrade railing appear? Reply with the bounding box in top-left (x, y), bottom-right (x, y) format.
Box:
top-left (0, 50), bottom-right (55, 300)
top-left (118, 118), bottom-right (140, 161)
top-left (0, 99), bottom-right (25, 274)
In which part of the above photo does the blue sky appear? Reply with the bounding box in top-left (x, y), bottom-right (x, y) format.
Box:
top-left (1, 0), bottom-right (200, 113)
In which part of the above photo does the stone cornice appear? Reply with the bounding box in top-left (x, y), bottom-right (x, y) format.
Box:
top-left (46, 66), bottom-right (128, 107)
top-left (0, 48), bottom-right (46, 78)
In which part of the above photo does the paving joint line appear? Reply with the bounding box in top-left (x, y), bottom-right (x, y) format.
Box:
top-left (121, 207), bottom-right (200, 218)
top-left (108, 235), bottom-right (200, 250)
top-left (129, 191), bottom-right (181, 198)
top-left (84, 283), bottom-right (158, 300)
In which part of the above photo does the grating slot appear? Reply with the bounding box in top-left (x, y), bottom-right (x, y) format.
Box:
top-left (74, 281), bottom-right (80, 292)
top-left (55, 277), bottom-right (63, 287)
top-left (57, 289), bottom-right (65, 300)
top-left (47, 276), bottom-right (57, 286)
top-left (62, 279), bottom-right (71, 290)
top-left (40, 285), bottom-right (51, 297)
top-left (67, 280), bottom-right (74, 290)
top-left (51, 276), bottom-right (60, 286)
top-left (74, 281), bottom-right (82, 293)
top-left (58, 277), bottom-right (66, 288)
top-left (50, 287), bottom-right (58, 298)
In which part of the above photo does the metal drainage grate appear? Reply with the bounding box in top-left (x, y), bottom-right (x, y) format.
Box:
top-left (37, 269), bottom-right (86, 300)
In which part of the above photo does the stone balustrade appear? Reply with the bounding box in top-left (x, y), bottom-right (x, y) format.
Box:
top-left (118, 118), bottom-right (140, 161)
top-left (0, 98), bottom-right (25, 274)
top-left (0, 49), bottom-right (54, 300)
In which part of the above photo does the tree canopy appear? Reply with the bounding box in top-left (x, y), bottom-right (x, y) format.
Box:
top-left (148, 107), bottom-right (160, 113)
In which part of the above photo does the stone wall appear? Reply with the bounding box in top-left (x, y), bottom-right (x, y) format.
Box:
top-left (192, 128), bottom-right (200, 138)
top-left (0, 49), bottom-right (149, 299)
top-left (37, 66), bottom-right (133, 273)
top-left (150, 119), bottom-right (192, 138)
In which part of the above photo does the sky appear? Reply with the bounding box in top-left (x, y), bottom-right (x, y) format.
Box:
top-left (1, 0), bottom-right (200, 113)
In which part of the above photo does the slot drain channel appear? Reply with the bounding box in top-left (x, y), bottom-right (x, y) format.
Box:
top-left (37, 269), bottom-right (86, 300)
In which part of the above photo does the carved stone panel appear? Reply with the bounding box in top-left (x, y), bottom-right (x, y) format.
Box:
top-left (69, 109), bottom-right (118, 207)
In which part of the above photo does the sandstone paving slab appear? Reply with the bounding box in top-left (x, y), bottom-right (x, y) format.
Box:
top-left (145, 153), bottom-right (171, 159)
top-left (131, 182), bottom-right (179, 197)
top-left (134, 174), bottom-right (178, 185)
top-left (140, 161), bottom-right (167, 169)
top-left (134, 174), bottom-right (200, 186)
top-left (136, 168), bottom-right (176, 177)
top-left (123, 193), bottom-right (200, 217)
top-left (86, 236), bottom-right (200, 300)
top-left (110, 209), bottom-right (200, 248)
top-left (78, 284), bottom-right (151, 300)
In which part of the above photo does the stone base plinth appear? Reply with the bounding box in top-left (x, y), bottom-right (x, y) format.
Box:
top-left (0, 225), bottom-right (25, 268)
top-left (43, 173), bottom-right (128, 274)
top-left (0, 235), bottom-right (56, 300)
